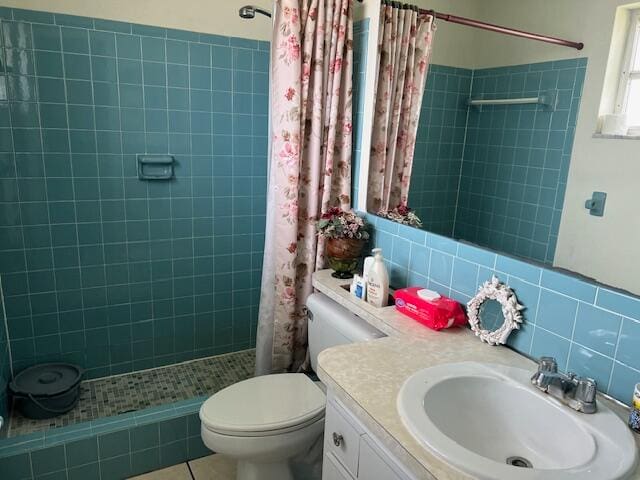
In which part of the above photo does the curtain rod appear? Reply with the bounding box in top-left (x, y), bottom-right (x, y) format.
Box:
top-left (360, 1), bottom-right (584, 51)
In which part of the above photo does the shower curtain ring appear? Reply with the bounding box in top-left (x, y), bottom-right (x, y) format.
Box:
top-left (427, 9), bottom-right (437, 25)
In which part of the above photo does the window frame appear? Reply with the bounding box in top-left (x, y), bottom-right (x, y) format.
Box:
top-left (615, 8), bottom-right (640, 134)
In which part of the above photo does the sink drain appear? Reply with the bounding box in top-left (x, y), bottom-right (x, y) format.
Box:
top-left (506, 456), bottom-right (533, 468)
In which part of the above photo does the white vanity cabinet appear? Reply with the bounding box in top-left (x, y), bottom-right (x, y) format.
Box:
top-left (322, 391), bottom-right (417, 480)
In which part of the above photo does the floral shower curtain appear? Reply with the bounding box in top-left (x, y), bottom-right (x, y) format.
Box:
top-left (367, 3), bottom-right (435, 213)
top-left (255, 0), bottom-right (353, 374)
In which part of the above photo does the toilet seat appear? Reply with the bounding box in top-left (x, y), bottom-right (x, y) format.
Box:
top-left (200, 373), bottom-right (326, 437)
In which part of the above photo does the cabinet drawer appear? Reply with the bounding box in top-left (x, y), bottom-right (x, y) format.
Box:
top-left (324, 401), bottom-right (361, 477)
top-left (323, 452), bottom-right (356, 480)
top-left (358, 435), bottom-right (409, 480)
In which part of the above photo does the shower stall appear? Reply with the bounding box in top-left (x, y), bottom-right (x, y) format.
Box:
top-left (0, 4), bottom-right (271, 478)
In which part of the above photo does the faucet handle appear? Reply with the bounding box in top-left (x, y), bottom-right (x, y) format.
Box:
top-left (576, 377), bottom-right (597, 404)
top-left (538, 356), bottom-right (558, 373)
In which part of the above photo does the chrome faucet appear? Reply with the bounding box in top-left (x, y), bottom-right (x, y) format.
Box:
top-left (531, 356), bottom-right (597, 414)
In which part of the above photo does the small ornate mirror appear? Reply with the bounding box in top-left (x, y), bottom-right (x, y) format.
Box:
top-left (467, 276), bottom-right (524, 345)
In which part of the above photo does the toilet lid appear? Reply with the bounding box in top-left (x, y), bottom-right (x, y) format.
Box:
top-left (200, 373), bottom-right (326, 434)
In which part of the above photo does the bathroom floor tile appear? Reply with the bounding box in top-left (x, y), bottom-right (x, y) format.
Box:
top-left (8, 349), bottom-right (255, 437)
top-left (129, 462), bottom-right (193, 480)
top-left (189, 454), bottom-right (237, 480)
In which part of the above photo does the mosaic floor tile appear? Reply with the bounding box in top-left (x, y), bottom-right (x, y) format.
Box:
top-left (8, 349), bottom-right (255, 437)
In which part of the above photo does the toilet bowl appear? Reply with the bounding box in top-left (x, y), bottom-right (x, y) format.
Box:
top-left (200, 293), bottom-right (385, 480)
top-left (200, 373), bottom-right (326, 480)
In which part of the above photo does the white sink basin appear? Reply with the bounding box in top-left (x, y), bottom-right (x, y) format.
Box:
top-left (397, 362), bottom-right (638, 480)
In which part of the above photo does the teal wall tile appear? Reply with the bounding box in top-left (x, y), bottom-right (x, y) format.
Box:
top-left (65, 438), bottom-right (98, 467)
top-left (407, 63), bottom-right (470, 237)
top-left (55, 14), bottom-right (93, 29)
top-left (535, 290), bottom-right (577, 338)
top-left (541, 269), bottom-right (596, 303)
top-left (98, 429), bottom-right (129, 459)
top-left (596, 289), bottom-right (640, 321)
top-left (89, 30), bottom-right (116, 56)
top-left (609, 362), bottom-right (640, 403)
top-left (0, 453), bottom-right (31, 478)
top-left (67, 462), bottom-right (100, 480)
top-left (451, 258), bottom-right (479, 296)
top-left (567, 346), bottom-right (613, 391)
top-left (13, 9), bottom-right (54, 24)
top-left (617, 319), bottom-right (640, 371)
top-left (132, 24), bottom-right (166, 39)
top-left (35, 51), bottom-right (64, 77)
top-left (61, 27), bottom-right (89, 54)
top-left (31, 24), bottom-right (59, 51)
top-left (92, 56), bottom-right (117, 82)
top-left (94, 19), bottom-right (131, 34)
top-left (30, 445), bottom-right (65, 476)
top-left (3, 22), bottom-right (32, 50)
top-left (572, 303), bottom-right (620, 357)
top-left (131, 447), bottom-right (160, 476)
top-left (99, 453), bottom-right (132, 479)
top-left (0, 7), bottom-right (267, 380)
top-left (530, 328), bottom-right (571, 370)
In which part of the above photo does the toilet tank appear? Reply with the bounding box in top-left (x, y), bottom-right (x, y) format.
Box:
top-left (306, 293), bottom-right (386, 372)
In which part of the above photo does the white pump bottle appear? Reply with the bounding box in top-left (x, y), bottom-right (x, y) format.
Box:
top-left (366, 248), bottom-right (389, 307)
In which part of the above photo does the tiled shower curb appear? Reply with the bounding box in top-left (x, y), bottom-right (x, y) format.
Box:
top-left (0, 396), bottom-right (210, 479)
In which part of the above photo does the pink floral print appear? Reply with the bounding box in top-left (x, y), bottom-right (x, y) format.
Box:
top-left (367, 5), bottom-right (435, 213)
top-left (256, 0), bottom-right (353, 374)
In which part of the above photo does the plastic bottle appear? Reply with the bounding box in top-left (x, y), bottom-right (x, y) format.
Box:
top-left (363, 255), bottom-right (375, 279)
top-left (366, 248), bottom-right (389, 308)
top-left (629, 383), bottom-right (640, 433)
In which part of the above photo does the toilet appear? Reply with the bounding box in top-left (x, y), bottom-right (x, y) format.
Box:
top-left (200, 292), bottom-right (385, 480)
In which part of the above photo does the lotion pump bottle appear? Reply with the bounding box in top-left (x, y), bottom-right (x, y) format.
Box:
top-left (366, 248), bottom-right (389, 307)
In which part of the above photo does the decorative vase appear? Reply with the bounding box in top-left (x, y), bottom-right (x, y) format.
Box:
top-left (326, 238), bottom-right (365, 279)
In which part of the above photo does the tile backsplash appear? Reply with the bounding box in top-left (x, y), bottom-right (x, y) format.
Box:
top-left (0, 291), bottom-right (8, 427)
top-left (0, 8), bottom-right (268, 379)
top-left (368, 213), bottom-right (640, 406)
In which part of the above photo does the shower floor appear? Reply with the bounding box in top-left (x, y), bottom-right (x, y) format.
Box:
top-left (8, 349), bottom-right (255, 437)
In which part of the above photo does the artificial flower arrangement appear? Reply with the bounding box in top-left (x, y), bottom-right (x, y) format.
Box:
top-left (378, 204), bottom-right (423, 228)
top-left (316, 207), bottom-right (370, 240)
top-left (317, 208), bottom-right (370, 278)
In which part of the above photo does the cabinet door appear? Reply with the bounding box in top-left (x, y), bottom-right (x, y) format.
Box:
top-left (324, 452), bottom-right (356, 480)
top-left (324, 401), bottom-right (361, 477)
top-left (358, 435), bottom-right (408, 480)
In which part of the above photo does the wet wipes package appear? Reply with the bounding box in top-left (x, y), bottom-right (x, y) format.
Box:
top-left (393, 287), bottom-right (467, 331)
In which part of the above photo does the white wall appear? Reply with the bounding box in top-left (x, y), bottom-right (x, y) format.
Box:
top-left (413, 0), bottom-right (481, 69)
top-left (0, 0), bottom-right (273, 40)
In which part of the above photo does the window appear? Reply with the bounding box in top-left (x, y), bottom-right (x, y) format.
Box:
top-left (616, 8), bottom-right (640, 134)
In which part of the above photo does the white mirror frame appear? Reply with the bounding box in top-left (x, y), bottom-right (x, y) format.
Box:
top-left (467, 276), bottom-right (524, 346)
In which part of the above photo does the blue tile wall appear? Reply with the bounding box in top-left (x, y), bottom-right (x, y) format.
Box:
top-left (0, 396), bottom-right (210, 479)
top-left (0, 283), bottom-right (9, 435)
top-left (455, 59), bottom-right (586, 264)
top-left (366, 213), bottom-right (640, 406)
top-left (351, 18), bottom-right (369, 207)
top-left (0, 8), bottom-right (269, 378)
top-left (408, 65), bottom-right (471, 236)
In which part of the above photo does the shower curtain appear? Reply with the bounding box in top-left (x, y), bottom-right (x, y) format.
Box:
top-left (367, 3), bottom-right (435, 213)
top-left (255, 0), bottom-right (353, 374)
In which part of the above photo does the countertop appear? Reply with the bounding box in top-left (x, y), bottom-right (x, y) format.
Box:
top-left (312, 269), bottom-right (640, 480)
